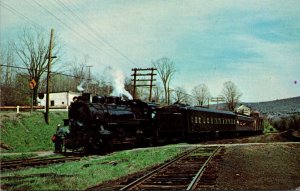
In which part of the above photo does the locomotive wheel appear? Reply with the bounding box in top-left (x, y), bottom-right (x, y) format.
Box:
top-left (85, 136), bottom-right (102, 154)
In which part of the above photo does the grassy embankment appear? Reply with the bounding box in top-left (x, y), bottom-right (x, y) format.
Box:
top-left (0, 111), bottom-right (67, 153)
top-left (263, 119), bottom-right (278, 134)
top-left (1, 146), bottom-right (186, 190)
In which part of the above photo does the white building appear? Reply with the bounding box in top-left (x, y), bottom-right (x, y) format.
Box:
top-left (235, 104), bottom-right (251, 116)
top-left (38, 91), bottom-right (81, 107)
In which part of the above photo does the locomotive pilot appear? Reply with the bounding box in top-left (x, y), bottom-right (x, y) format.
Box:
top-left (53, 124), bottom-right (70, 153)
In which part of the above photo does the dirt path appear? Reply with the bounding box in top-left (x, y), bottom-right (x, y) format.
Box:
top-left (214, 143), bottom-right (300, 190)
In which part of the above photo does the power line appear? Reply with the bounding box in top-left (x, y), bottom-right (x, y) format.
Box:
top-left (0, 1), bottom-right (45, 30)
top-left (45, 0), bottom-right (119, 65)
top-left (25, 0), bottom-right (115, 62)
top-left (0, 64), bottom-right (85, 80)
top-left (3, 1), bottom-right (139, 69)
top-left (29, 0), bottom-right (136, 68)
top-left (1, 0), bottom-right (90, 62)
top-left (54, 0), bottom-right (138, 67)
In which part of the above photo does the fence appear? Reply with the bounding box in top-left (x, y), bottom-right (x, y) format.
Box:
top-left (0, 106), bottom-right (69, 113)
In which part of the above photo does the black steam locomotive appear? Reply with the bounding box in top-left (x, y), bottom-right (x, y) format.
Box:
top-left (63, 95), bottom-right (158, 152)
top-left (61, 95), bottom-right (263, 153)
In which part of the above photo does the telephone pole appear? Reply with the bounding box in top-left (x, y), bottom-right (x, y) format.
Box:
top-left (210, 96), bottom-right (225, 109)
top-left (86, 65), bottom-right (93, 93)
top-left (131, 68), bottom-right (157, 101)
top-left (45, 29), bottom-right (54, 124)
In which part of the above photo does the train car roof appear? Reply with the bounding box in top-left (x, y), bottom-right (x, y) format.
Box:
top-left (161, 104), bottom-right (236, 116)
top-left (237, 114), bottom-right (254, 121)
top-left (185, 106), bottom-right (236, 116)
top-left (146, 102), bottom-right (160, 107)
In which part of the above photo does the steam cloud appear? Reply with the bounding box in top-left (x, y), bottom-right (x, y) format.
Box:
top-left (106, 67), bottom-right (133, 99)
top-left (77, 81), bottom-right (85, 92)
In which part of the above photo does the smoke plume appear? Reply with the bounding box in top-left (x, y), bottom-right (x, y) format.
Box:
top-left (105, 67), bottom-right (133, 99)
top-left (77, 81), bottom-right (85, 92)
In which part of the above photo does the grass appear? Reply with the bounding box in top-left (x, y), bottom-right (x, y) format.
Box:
top-left (0, 153), bottom-right (38, 161)
top-left (0, 153), bottom-right (66, 161)
top-left (0, 111), bottom-right (67, 152)
top-left (263, 119), bottom-right (278, 134)
top-left (1, 146), bottom-right (186, 190)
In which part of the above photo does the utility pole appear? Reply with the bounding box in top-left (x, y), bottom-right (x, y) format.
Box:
top-left (86, 65), bottom-right (93, 93)
top-left (45, 29), bottom-right (54, 124)
top-left (211, 96), bottom-right (225, 110)
top-left (131, 68), bottom-right (157, 101)
top-left (132, 68), bottom-right (137, 99)
top-left (149, 68), bottom-right (155, 102)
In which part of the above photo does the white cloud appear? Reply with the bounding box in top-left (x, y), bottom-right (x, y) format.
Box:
top-left (2, 0), bottom-right (300, 102)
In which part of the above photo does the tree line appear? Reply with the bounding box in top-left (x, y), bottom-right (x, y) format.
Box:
top-left (0, 27), bottom-right (242, 111)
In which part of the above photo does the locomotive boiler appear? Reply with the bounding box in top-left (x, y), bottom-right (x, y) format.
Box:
top-left (64, 95), bottom-right (157, 152)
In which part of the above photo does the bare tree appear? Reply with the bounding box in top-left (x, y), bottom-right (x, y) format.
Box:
top-left (97, 76), bottom-right (112, 96)
top-left (68, 57), bottom-right (89, 92)
top-left (152, 84), bottom-right (164, 103)
top-left (152, 57), bottom-right (176, 104)
top-left (0, 41), bottom-right (24, 105)
top-left (221, 81), bottom-right (242, 111)
top-left (0, 41), bottom-right (15, 85)
top-left (0, 50), bottom-right (3, 85)
top-left (14, 27), bottom-right (60, 105)
top-left (173, 86), bottom-right (188, 104)
top-left (51, 75), bottom-right (71, 92)
top-left (192, 84), bottom-right (210, 106)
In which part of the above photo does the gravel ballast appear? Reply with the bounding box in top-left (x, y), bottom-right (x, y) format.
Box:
top-left (215, 143), bottom-right (300, 190)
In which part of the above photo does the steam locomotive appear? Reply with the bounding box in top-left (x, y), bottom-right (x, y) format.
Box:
top-left (62, 94), bottom-right (263, 153)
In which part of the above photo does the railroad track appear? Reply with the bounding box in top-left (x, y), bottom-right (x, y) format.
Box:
top-left (282, 130), bottom-right (300, 141)
top-left (97, 146), bottom-right (222, 190)
top-left (1, 156), bottom-right (82, 171)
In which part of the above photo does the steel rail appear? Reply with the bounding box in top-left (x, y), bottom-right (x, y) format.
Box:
top-left (1, 156), bottom-right (81, 170)
top-left (187, 146), bottom-right (221, 190)
top-left (119, 147), bottom-right (200, 191)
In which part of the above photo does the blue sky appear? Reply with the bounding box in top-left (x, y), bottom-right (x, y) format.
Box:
top-left (1, 0), bottom-right (300, 102)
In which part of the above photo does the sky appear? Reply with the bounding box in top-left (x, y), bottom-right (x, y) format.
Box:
top-left (1, 0), bottom-right (300, 102)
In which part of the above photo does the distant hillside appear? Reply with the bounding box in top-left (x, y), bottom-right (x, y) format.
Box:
top-left (208, 97), bottom-right (300, 130)
top-left (245, 96), bottom-right (300, 119)
top-left (209, 96), bottom-right (300, 120)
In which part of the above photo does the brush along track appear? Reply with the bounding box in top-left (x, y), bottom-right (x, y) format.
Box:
top-left (1, 156), bottom-right (82, 171)
top-left (101, 146), bottom-right (222, 190)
